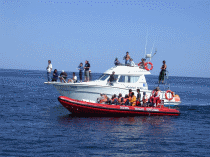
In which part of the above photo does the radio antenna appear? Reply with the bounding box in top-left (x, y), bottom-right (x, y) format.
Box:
top-left (144, 30), bottom-right (148, 58)
top-left (150, 43), bottom-right (155, 55)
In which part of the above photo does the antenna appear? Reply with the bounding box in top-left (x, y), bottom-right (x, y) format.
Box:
top-left (146, 48), bottom-right (157, 61)
top-left (150, 43), bottom-right (155, 55)
top-left (152, 48), bottom-right (157, 57)
top-left (144, 30), bottom-right (148, 58)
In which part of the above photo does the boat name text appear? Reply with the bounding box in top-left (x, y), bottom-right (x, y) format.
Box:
top-left (120, 106), bottom-right (129, 110)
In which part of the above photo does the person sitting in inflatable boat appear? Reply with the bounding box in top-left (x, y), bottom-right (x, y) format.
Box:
top-left (150, 87), bottom-right (161, 107)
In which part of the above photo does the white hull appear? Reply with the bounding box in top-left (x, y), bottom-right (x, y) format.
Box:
top-left (49, 82), bottom-right (181, 106)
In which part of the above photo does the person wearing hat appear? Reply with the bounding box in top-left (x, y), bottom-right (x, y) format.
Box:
top-left (158, 60), bottom-right (167, 84)
top-left (114, 58), bottom-right (121, 66)
top-left (59, 70), bottom-right (68, 83)
top-left (150, 87), bottom-right (161, 106)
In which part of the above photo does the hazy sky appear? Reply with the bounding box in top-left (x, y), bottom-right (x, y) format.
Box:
top-left (0, 0), bottom-right (209, 77)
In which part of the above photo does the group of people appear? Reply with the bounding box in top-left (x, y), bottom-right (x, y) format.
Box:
top-left (114, 51), bottom-right (135, 66)
top-left (77, 60), bottom-right (91, 82)
top-left (46, 60), bottom-right (91, 83)
top-left (46, 51), bottom-right (167, 84)
top-left (114, 51), bottom-right (167, 83)
top-left (97, 87), bottom-right (162, 107)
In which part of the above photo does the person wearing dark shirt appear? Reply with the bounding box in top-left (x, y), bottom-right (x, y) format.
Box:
top-left (89, 70), bottom-right (92, 81)
top-left (111, 94), bottom-right (118, 105)
top-left (114, 58), bottom-right (121, 66)
top-left (124, 94), bottom-right (130, 106)
top-left (158, 60), bottom-right (167, 84)
top-left (129, 89), bottom-right (132, 98)
top-left (109, 71), bottom-right (115, 85)
top-left (136, 89), bottom-right (141, 106)
top-left (139, 58), bottom-right (146, 69)
top-left (52, 69), bottom-right (58, 82)
top-left (59, 70), bottom-right (68, 83)
top-left (118, 93), bottom-right (124, 105)
top-left (84, 60), bottom-right (90, 82)
top-left (77, 63), bottom-right (84, 82)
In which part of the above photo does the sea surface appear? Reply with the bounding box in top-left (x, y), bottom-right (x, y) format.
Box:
top-left (0, 69), bottom-right (210, 156)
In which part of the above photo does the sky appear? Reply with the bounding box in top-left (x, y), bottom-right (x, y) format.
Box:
top-left (0, 0), bottom-right (210, 77)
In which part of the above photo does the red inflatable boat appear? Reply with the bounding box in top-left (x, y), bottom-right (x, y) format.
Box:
top-left (58, 96), bottom-right (180, 116)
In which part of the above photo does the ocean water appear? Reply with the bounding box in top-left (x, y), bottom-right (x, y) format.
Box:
top-left (0, 69), bottom-right (210, 156)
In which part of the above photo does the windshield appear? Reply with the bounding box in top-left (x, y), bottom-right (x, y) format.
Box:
top-left (98, 74), bottom-right (110, 81)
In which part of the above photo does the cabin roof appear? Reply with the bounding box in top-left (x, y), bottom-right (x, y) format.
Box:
top-left (103, 65), bottom-right (151, 76)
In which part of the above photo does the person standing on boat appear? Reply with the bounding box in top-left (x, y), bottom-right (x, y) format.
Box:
top-left (84, 60), bottom-right (90, 82)
top-left (46, 60), bottom-right (52, 82)
top-left (136, 89), bottom-right (141, 106)
top-left (123, 51), bottom-right (131, 65)
top-left (89, 70), bottom-right (92, 81)
top-left (158, 60), bottom-right (167, 84)
top-left (109, 71), bottom-right (115, 85)
top-left (129, 89), bottom-right (132, 98)
top-left (114, 58), bottom-right (121, 66)
top-left (77, 63), bottom-right (84, 82)
top-left (52, 69), bottom-right (58, 82)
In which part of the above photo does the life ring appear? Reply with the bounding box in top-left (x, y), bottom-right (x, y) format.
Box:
top-left (145, 62), bottom-right (153, 71)
top-left (165, 90), bottom-right (174, 100)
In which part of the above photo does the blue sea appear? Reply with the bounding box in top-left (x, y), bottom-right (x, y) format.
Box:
top-left (1, 69), bottom-right (210, 156)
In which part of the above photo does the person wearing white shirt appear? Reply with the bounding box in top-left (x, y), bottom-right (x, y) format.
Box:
top-left (68, 72), bottom-right (77, 83)
top-left (46, 60), bottom-right (52, 81)
top-left (130, 58), bottom-right (135, 66)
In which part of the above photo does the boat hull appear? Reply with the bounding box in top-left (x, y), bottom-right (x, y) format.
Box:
top-left (51, 83), bottom-right (181, 106)
top-left (58, 96), bottom-right (180, 116)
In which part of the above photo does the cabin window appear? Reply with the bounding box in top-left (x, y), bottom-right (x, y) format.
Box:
top-left (118, 76), bottom-right (139, 83)
top-left (99, 74), bottom-right (110, 81)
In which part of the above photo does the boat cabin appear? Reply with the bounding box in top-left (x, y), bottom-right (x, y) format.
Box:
top-left (95, 65), bottom-right (151, 90)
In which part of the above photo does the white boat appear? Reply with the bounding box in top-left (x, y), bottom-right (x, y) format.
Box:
top-left (44, 64), bottom-right (181, 106)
